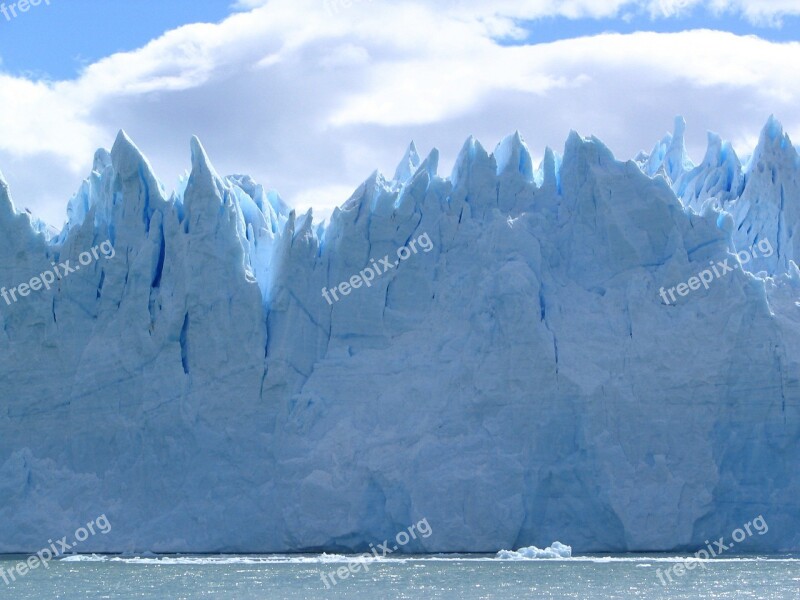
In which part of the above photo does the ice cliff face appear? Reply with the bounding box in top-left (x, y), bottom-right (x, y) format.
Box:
top-left (0, 118), bottom-right (798, 554)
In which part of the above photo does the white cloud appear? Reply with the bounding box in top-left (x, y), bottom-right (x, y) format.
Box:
top-left (292, 184), bottom-right (362, 221)
top-left (0, 0), bottom-right (799, 226)
top-left (648, 0), bottom-right (702, 18)
top-left (430, 0), bottom-right (800, 25)
top-left (707, 0), bottom-right (800, 26)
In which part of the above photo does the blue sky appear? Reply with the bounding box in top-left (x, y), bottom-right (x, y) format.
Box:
top-left (0, 0), bottom-right (798, 225)
top-left (513, 12), bottom-right (800, 45)
top-left (0, 1), bottom-right (236, 79)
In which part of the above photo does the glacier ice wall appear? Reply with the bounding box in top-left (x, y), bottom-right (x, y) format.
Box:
top-left (0, 119), bottom-right (799, 554)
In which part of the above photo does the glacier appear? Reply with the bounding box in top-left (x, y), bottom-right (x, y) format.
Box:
top-left (0, 117), bottom-right (799, 554)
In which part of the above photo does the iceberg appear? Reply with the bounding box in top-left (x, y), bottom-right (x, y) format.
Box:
top-left (0, 118), bottom-right (798, 554)
top-left (496, 541), bottom-right (572, 559)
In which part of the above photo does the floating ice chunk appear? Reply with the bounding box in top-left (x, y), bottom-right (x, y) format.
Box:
top-left (496, 542), bottom-right (572, 559)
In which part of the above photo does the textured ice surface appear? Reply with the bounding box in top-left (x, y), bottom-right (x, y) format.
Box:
top-left (0, 118), bottom-right (799, 554)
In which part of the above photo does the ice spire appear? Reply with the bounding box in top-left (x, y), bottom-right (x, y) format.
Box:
top-left (646, 116), bottom-right (694, 183)
top-left (393, 141), bottom-right (421, 184)
top-left (494, 131), bottom-right (534, 181)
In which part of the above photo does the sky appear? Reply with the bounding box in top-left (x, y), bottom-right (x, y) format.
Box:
top-left (0, 0), bottom-right (798, 226)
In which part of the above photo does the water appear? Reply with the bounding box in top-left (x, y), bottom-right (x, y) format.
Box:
top-left (1, 554), bottom-right (798, 599)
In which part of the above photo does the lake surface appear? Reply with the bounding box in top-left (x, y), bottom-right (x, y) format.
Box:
top-left (1, 554), bottom-right (798, 599)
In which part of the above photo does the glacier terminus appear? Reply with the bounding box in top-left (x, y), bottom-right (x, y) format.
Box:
top-left (0, 116), bottom-right (798, 555)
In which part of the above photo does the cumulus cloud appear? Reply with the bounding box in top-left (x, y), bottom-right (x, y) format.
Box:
top-left (0, 0), bottom-right (799, 225)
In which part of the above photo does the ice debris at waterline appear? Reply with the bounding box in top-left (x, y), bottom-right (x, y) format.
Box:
top-left (497, 542), bottom-right (573, 559)
top-left (0, 117), bottom-right (799, 554)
